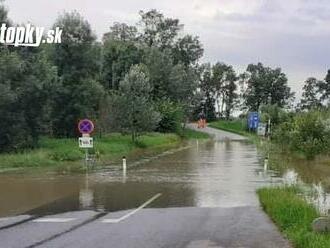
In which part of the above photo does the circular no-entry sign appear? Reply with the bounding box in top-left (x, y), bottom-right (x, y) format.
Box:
top-left (78, 119), bottom-right (94, 134)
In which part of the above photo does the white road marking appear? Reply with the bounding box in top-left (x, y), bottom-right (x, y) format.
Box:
top-left (32, 218), bottom-right (76, 223)
top-left (102, 193), bottom-right (162, 224)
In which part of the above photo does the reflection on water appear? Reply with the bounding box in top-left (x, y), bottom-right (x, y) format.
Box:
top-left (0, 140), bottom-right (284, 217)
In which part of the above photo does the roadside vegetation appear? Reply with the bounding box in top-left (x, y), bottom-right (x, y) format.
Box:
top-left (209, 120), bottom-right (247, 136)
top-left (181, 128), bottom-right (210, 139)
top-left (258, 187), bottom-right (330, 248)
top-left (0, 130), bottom-right (209, 169)
top-left (0, 1), bottom-right (296, 159)
top-left (1, 0), bottom-right (330, 169)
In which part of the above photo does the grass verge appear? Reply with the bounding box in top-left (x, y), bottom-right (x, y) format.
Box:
top-left (258, 186), bottom-right (330, 248)
top-left (0, 130), bottom-right (209, 170)
top-left (181, 128), bottom-right (210, 139)
top-left (208, 120), bottom-right (248, 136)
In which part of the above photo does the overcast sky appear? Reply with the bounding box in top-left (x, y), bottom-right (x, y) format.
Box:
top-left (4, 0), bottom-right (330, 98)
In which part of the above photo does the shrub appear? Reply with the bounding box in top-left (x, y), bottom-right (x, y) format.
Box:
top-left (156, 100), bottom-right (184, 134)
top-left (273, 111), bottom-right (330, 159)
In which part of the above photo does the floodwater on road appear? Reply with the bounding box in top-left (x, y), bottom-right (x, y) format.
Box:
top-left (0, 140), bottom-right (283, 218)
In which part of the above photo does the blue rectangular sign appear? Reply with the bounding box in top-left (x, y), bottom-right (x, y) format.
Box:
top-left (248, 112), bottom-right (259, 130)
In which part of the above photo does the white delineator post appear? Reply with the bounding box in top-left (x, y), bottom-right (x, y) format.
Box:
top-left (122, 156), bottom-right (127, 173)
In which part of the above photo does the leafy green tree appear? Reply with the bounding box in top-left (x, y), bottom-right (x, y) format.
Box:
top-left (300, 77), bottom-right (323, 110)
top-left (317, 70), bottom-right (330, 103)
top-left (169, 63), bottom-right (198, 103)
top-left (212, 63), bottom-right (238, 119)
top-left (0, 50), bottom-right (26, 151)
top-left (50, 11), bottom-right (104, 137)
top-left (108, 65), bottom-right (160, 141)
top-left (103, 22), bottom-right (138, 42)
top-left (241, 63), bottom-right (293, 111)
top-left (138, 9), bottom-right (182, 49)
top-left (143, 47), bottom-right (174, 99)
top-left (199, 63), bottom-right (216, 121)
top-left (102, 38), bottom-right (143, 90)
top-left (0, 47), bottom-right (57, 150)
top-left (172, 35), bottom-right (203, 66)
top-left (223, 80), bottom-right (238, 119)
top-left (51, 11), bottom-right (99, 81)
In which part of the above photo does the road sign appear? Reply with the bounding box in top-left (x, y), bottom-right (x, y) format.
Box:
top-left (248, 112), bottom-right (259, 130)
top-left (79, 137), bottom-right (93, 148)
top-left (78, 119), bottom-right (94, 134)
top-left (257, 123), bottom-right (266, 136)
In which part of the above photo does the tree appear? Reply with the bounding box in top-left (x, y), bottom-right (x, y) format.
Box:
top-left (102, 38), bottom-right (143, 90)
top-left (0, 0), bottom-right (8, 24)
top-left (0, 46), bottom-right (57, 150)
top-left (49, 11), bottom-right (104, 137)
top-left (241, 63), bottom-right (293, 111)
top-left (172, 35), bottom-right (203, 66)
top-left (0, 50), bottom-right (26, 151)
top-left (103, 22), bottom-right (138, 42)
top-left (168, 63), bottom-right (198, 103)
top-left (109, 65), bottom-right (160, 141)
top-left (223, 79), bottom-right (238, 119)
top-left (51, 11), bottom-right (99, 81)
top-left (212, 63), bottom-right (238, 119)
top-left (300, 77), bottom-right (323, 110)
top-left (317, 69), bottom-right (330, 104)
top-left (138, 9), bottom-right (183, 49)
top-left (199, 63), bottom-right (216, 121)
top-left (143, 47), bottom-right (174, 99)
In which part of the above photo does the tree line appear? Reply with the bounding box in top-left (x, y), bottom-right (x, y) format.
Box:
top-left (1, 2), bottom-right (319, 152)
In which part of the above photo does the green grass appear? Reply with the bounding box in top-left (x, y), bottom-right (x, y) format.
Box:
top-left (209, 120), bottom-right (248, 136)
top-left (258, 187), bottom-right (330, 248)
top-left (182, 128), bottom-right (210, 139)
top-left (0, 133), bottom-right (181, 169)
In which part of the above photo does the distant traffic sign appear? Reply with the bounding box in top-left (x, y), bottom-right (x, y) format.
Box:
top-left (78, 119), bottom-right (94, 134)
top-left (248, 112), bottom-right (259, 130)
top-left (257, 123), bottom-right (266, 136)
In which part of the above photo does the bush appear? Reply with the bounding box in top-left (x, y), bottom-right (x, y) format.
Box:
top-left (156, 100), bottom-right (184, 134)
top-left (273, 111), bottom-right (330, 159)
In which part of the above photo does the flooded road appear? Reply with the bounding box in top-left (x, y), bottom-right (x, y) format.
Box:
top-left (0, 140), bottom-right (279, 218)
top-left (0, 129), bottom-right (292, 248)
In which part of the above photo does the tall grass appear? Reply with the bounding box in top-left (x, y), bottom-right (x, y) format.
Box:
top-left (209, 119), bottom-right (248, 136)
top-left (181, 128), bottom-right (210, 139)
top-left (0, 133), bottom-right (181, 169)
top-left (258, 187), bottom-right (330, 248)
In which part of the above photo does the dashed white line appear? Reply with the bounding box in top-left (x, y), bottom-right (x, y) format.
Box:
top-left (102, 193), bottom-right (162, 224)
top-left (33, 218), bottom-right (76, 223)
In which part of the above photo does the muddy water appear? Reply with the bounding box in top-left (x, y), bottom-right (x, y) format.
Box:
top-left (268, 153), bottom-right (330, 215)
top-left (0, 140), bottom-right (281, 218)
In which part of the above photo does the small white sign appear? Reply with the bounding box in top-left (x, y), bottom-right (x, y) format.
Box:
top-left (257, 123), bottom-right (266, 136)
top-left (79, 137), bottom-right (93, 148)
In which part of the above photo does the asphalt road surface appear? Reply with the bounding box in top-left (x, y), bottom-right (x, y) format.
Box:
top-left (0, 126), bottom-right (290, 248)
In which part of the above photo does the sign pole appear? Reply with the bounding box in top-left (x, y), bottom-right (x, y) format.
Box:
top-left (85, 148), bottom-right (89, 165)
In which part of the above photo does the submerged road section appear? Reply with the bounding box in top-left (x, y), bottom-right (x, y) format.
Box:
top-left (0, 126), bottom-right (290, 248)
